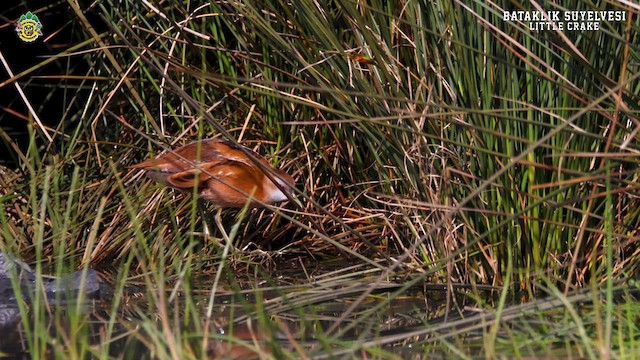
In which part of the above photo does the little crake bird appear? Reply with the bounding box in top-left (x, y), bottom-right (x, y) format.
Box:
top-left (129, 139), bottom-right (294, 208)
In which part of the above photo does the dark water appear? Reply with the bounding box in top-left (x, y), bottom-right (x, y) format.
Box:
top-left (3, 256), bottom-right (598, 359)
top-left (0, 257), bottom-right (473, 358)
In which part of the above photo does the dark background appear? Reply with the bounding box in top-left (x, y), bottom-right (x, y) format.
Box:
top-left (0, 1), bottom-right (95, 167)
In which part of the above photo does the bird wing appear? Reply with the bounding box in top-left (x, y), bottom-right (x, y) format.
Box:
top-left (165, 160), bottom-right (225, 189)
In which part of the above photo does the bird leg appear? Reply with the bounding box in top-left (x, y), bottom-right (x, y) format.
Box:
top-left (214, 208), bottom-right (238, 254)
top-left (197, 200), bottom-right (210, 236)
top-left (198, 200), bottom-right (225, 248)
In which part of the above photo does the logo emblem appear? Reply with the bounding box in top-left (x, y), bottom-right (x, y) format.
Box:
top-left (16, 12), bottom-right (43, 42)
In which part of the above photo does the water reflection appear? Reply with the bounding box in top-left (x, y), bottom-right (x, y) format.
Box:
top-left (0, 255), bottom-right (497, 358)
